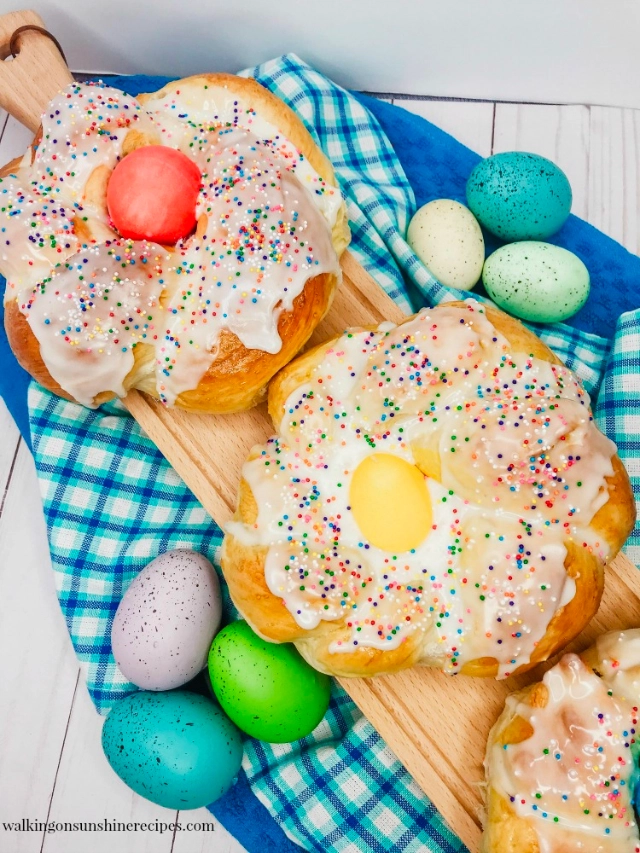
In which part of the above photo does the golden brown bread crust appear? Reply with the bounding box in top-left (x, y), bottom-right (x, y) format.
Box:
top-left (483, 700), bottom-right (553, 853)
top-left (2, 73), bottom-right (350, 413)
top-left (482, 791), bottom-right (541, 853)
top-left (482, 679), bottom-right (548, 853)
top-left (4, 268), bottom-right (337, 413)
top-left (221, 303), bottom-right (636, 678)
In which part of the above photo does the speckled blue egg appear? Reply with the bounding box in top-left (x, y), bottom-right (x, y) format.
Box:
top-left (111, 549), bottom-right (222, 691)
top-left (466, 152), bottom-right (572, 241)
top-left (482, 241), bottom-right (590, 323)
top-left (101, 691), bottom-right (242, 809)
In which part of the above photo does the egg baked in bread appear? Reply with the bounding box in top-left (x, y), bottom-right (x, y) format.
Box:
top-left (221, 301), bottom-right (635, 678)
top-left (483, 628), bottom-right (640, 853)
top-left (0, 76), bottom-right (349, 411)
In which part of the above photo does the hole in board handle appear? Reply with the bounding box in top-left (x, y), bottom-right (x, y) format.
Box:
top-left (2, 24), bottom-right (67, 65)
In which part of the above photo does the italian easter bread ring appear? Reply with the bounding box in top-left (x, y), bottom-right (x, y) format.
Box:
top-left (1, 74), bottom-right (350, 412)
top-left (221, 301), bottom-right (635, 679)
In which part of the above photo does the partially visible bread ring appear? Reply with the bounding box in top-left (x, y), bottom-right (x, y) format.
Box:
top-left (221, 301), bottom-right (635, 678)
top-left (1, 75), bottom-right (350, 412)
top-left (483, 629), bottom-right (640, 852)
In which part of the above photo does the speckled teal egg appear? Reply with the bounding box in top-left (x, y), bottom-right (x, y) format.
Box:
top-left (101, 691), bottom-right (242, 809)
top-left (466, 152), bottom-right (572, 241)
top-left (482, 242), bottom-right (590, 323)
top-left (208, 620), bottom-right (331, 743)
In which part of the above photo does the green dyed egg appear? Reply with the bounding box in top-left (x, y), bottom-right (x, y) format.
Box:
top-left (101, 691), bottom-right (242, 809)
top-left (208, 620), bottom-right (331, 743)
top-left (466, 152), bottom-right (572, 241)
top-left (482, 242), bottom-right (590, 323)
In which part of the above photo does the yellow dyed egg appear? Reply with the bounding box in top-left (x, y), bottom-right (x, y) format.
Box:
top-left (350, 454), bottom-right (432, 552)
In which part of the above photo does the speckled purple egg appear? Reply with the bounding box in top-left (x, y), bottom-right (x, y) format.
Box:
top-left (111, 549), bottom-right (222, 690)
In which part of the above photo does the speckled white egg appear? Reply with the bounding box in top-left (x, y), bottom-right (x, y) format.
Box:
top-left (112, 550), bottom-right (222, 691)
top-left (407, 199), bottom-right (484, 290)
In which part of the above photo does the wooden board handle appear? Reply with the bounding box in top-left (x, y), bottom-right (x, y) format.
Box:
top-left (0, 9), bottom-right (72, 131)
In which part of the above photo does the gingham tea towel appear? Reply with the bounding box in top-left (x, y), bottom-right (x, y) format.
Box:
top-left (24, 54), bottom-right (640, 853)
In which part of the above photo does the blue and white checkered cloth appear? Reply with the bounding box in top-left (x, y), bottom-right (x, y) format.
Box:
top-left (23, 54), bottom-right (640, 853)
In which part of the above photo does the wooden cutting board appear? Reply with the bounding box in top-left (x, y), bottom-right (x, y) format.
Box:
top-left (2, 11), bottom-right (640, 850)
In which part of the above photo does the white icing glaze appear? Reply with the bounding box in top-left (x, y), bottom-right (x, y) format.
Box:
top-left (1, 86), bottom-right (157, 296)
top-left (21, 240), bottom-right (168, 406)
top-left (0, 81), bottom-right (342, 406)
top-left (596, 629), bottom-right (640, 706)
top-left (34, 84), bottom-right (157, 201)
top-left (487, 635), bottom-right (640, 852)
top-left (157, 129), bottom-right (339, 404)
top-left (139, 83), bottom-right (343, 230)
top-left (228, 303), bottom-right (617, 675)
top-left (0, 171), bottom-right (78, 294)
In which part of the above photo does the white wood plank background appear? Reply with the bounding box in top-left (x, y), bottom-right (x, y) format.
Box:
top-left (0, 93), bottom-right (639, 853)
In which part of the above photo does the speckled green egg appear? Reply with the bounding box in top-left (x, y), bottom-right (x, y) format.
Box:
top-left (101, 690), bottom-right (242, 809)
top-left (208, 620), bottom-right (331, 743)
top-left (482, 242), bottom-right (590, 323)
top-left (466, 152), bottom-right (572, 241)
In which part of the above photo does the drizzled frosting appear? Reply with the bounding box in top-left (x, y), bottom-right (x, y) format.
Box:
top-left (1, 81), bottom-right (342, 406)
top-left (487, 630), bottom-right (640, 852)
top-left (227, 303), bottom-right (617, 676)
top-left (25, 240), bottom-right (168, 402)
top-left (596, 630), bottom-right (640, 704)
top-left (158, 134), bottom-right (337, 404)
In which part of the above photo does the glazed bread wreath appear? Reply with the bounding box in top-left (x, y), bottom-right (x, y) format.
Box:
top-left (483, 629), bottom-right (640, 852)
top-left (222, 301), bottom-right (635, 678)
top-left (0, 76), bottom-right (349, 411)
